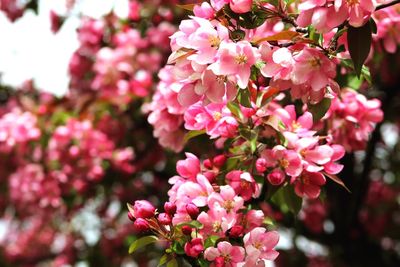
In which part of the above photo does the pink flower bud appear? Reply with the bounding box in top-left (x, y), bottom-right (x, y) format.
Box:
top-left (228, 225), bottom-right (244, 238)
top-left (203, 171), bottom-right (216, 183)
top-left (213, 155), bottom-right (226, 168)
top-left (230, 0), bottom-right (252, 14)
top-left (184, 238), bottom-right (204, 258)
top-left (133, 200), bottom-right (155, 219)
top-left (267, 169), bottom-right (286, 185)
top-left (158, 213), bottom-right (172, 225)
top-left (133, 218), bottom-right (150, 233)
top-left (164, 202), bottom-right (177, 215)
top-left (182, 225), bottom-right (193, 235)
top-left (186, 203), bottom-right (200, 219)
top-left (203, 159), bottom-right (213, 169)
top-left (256, 158), bottom-right (267, 173)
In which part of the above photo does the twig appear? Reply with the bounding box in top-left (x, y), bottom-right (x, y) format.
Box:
top-left (376, 0), bottom-right (400, 11)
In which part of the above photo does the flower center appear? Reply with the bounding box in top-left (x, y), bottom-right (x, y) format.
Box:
top-left (213, 221), bottom-right (222, 232)
top-left (309, 57), bottom-right (321, 68)
top-left (279, 159), bottom-right (289, 169)
top-left (346, 0), bottom-right (360, 7)
top-left (235, 54), bottom-right (248, 65)
top-left (209, 35), bottom-right (221, 47)
top-left (213, 111), bottom-right (222, 121)
top-left (224, 200), bottom-right (234, 212)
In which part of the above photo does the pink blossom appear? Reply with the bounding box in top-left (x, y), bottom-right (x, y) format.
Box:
top-left (185, 238), bottom-right (204, 258)
top-left (194, 2), bottom-right (215, 19)
top-left (243, 228), bottom-right (280, 264)
top-left (294, 171), bottom-right (326, 198)
top-left (197, 206), bottom-right (237, 236)
top-left (291, 47), bottom-right (336, 92)
top-left (204, 241), bottom-right (245, 266)
top-left (230, 0), bottom-right (253, 14)
top-left (209, 41), bottom-right (260, 89)
top-left (259, 146), bottom-right (303, 177)
top-left (176, 153), bottom-right (201, 180)
top-left (226, 171), bottom-right (260, 201)
top-left (208, 185), bottom-right (244, 213)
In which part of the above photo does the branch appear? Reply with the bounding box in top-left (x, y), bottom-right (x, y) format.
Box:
top-left (376, 0), bottom-right (400, 11)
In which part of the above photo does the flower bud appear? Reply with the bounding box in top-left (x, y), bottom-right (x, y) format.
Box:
top-left (213, 155), bottom-right (226, 168)
top-left (182, 225), bottom-right (193, 235)
top-left (186, 203), bottom-right (200, 219)
top-left (164, 202), bottom-right (177, 215)
top-left (203, 171), bottom-right (216, 183)
top-left (228, 225), bottom-right (244, 238)
top-left (256, 158), bottom-right (267, 173)
top-left (158, 213), bottom-right (172, 225)
top-left (184, 238), bottom-right (204, 258)
top-left (267, 169), bottom-right (285, 185)
top-left (230, 0), bottom-right (252, 14)
top-left (133, 218), bottom-right (150, 233)
top-left (132, 200), bottom-right (156, 219)
top-left (203, 158), bottom-right (213, 169)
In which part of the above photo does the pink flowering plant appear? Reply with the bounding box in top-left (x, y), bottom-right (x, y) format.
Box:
top-left (128, 0), bottom-right (400, 266)
top-left (1, 0), bottom-right (400, 266)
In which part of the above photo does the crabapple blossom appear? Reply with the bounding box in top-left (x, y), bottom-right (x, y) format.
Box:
top-left (204, 241), bottom-right (245, 265)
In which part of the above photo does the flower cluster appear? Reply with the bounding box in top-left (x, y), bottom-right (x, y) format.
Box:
top-left (128, 153), bottom-right (280, 266)
top-left (0, 108), bottom-right (40, 153)
top-left (326, 89), bottom-right (384, 151)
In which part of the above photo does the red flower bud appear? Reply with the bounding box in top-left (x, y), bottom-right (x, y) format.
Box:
top-left (132, 200), bottom-right (155, 219)
top-left (182, 225), bottom-right (193, 235)
top-left (184, 238), bottom-right (204, 258)
top-left (203, 159), bottom-right (213, 169)
top-left (186, 203), bottom-right (200, 219)
top-left (133, 218), bottom-right (150, 233)
top-left (158, 213), bottom-right (172, 225)
top-left (213, 155), bottom-right (226, 168)
top-left (203, 171), bottom-right (216, 183)
top-left (256, 158), bottom-right (267, 173)
top-left (164, 202), bottom-right (177, 215)
top-left (229, 225), bottom-right (244, 238)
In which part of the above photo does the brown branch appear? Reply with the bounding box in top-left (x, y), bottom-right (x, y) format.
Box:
top-left (376, 0), bottom-right (400, 11)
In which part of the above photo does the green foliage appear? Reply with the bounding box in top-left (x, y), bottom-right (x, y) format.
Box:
top-left (128, 235), bottom-right (159, 254)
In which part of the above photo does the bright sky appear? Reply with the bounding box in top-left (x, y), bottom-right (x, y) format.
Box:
top-left (0, 0), bottom-right (128, 96)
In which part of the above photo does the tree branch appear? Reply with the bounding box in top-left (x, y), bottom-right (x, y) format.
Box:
top-left (376, 0), bottom-right (400, 11)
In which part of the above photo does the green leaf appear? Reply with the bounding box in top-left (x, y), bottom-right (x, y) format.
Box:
top-left (347, 21), bottom-right (372, 77)
top-left (171, 241), bottom-right (185, 255)
top-left (204, 235), bottom-right (220, 248)
top-left (129, 235), bottom-right (159, 254)
top-left (227, 102), bottom-right (244, 121)
top-left (230, 29), bottom-right (246, 41)
top-left (282, 186), bottom-right (303, 215)
top-left (238, 89), bottom-right (252, 108)
top-left (271, 186), bottom-right (303, 215)
top-left (184, 130), bottom-right (206, 143)
top-left (308, 98), bottom-right (332, 122)
top-left (166, 258), bottom-right (178, 267)
top-left (177, 220), bottom-right (203, 229)
top-left (158, 254), bottom-right (169, 267)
